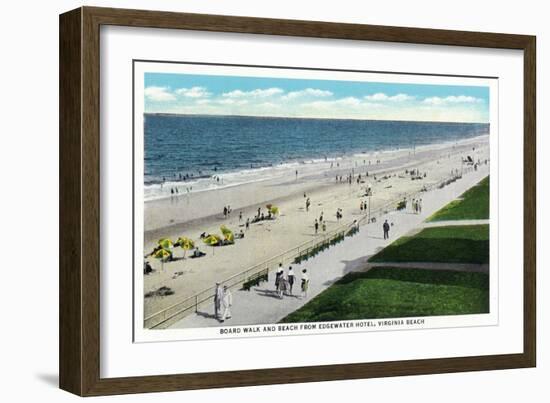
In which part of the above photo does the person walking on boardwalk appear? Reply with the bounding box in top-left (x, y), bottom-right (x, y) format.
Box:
top-left (214, 282), bottom-right (224, 321)
top-left (287, 266), bottom-right (296, 295)
top-left (220, 285), bottom-right (232, 322)
top-left (301, 269), bottom-right (310, 299)
top-left (278, 275), bottom-right (288, 299)
top-left (383, 219), bottom-right (390, 240)
top-left (275, 264), bottom-right (283, 291)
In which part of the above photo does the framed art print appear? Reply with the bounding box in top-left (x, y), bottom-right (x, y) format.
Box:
top-left (59, 7), bottom-right (536, 396)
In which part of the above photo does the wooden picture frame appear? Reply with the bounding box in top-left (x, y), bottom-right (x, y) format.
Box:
top-left (59, 6), bottom-right (536, 396)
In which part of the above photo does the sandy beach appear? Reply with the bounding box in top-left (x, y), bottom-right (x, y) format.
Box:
top-left (142, 135), bottom-right (490, 319)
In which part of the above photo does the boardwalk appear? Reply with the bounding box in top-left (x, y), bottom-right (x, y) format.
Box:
top-left (171, 166), bottom-right (490, 329)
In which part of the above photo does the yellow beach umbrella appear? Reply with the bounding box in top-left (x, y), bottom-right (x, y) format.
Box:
top-left (176, 236), bottom-right (195, 258)
top-left (157, 238), bottom-right (174, 249)
top-left (269, 206), bottom-right (279, 215)
top-left (203, 234), bottom-right (221, 246)
top-left (203, 234), bottom-right (221, 255)
top-left (220, 225), bottom-right (234, 243)
top-left (152, 247), bottom-right (172, 271)
top-left (177, 236), bottom-right (195, 249)
top-left (153, 248), bottom-right (171, 260)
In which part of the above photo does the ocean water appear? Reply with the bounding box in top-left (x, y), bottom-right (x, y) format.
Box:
top-left (144, 114), bottom-right (489, 200)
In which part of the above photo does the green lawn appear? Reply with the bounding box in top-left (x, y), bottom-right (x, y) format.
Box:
top-left (369, 225), bottom-right (489, 264)
top-left (281, 268), bottom-right (489, 323)
top-left (427, 176), bottom-right (489, 221)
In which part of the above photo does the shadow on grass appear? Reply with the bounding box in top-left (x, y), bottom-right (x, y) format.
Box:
top-left (338, 267), bottom-right (489, 289)
top-left (369, 225), bottom-right (489, 264)
top-left (281, 267), bottom-right (489, 324)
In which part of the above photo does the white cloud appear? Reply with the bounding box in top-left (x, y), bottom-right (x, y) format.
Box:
top-left (423, 95), bottom-right (484, 105)
top-left (283, 88), bottom-right (333, 100)
top-left (196, 99), bottom-right (211, 105)
top-left (307, 97), bottom-right (364, 109)
top-left (218, 99), bottom-right (248, 106)
top-left (364, 93), bottom-right (414, 102)
top-left (257, 102), bottom-right (280, 109)
top-left (175, 86), bottom-right (211, 98)
top-left (144, 86), bottom-right (176, 102)
top-left (222, 87), bottom-right (284, 98)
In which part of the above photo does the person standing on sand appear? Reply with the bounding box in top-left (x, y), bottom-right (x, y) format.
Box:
top-left (419, 199), bottom-right (423, 213)
top-left (287, 267), bottom-right (296, 295)
top-left (223, 206), bottom-right (228, 218)
top-left (314, 219), bottom-right (319, 234)
top-left (322, 221), bottom-right (327, 232)
top-left (239, 211), bottom-right (243, 221)
top-left (221, 285), bottom-right (232, 322)
top-left (246, 218), bottom-right (250, 230)
top-left (301, 269), bottom-right (309, 299)
top-left (383, 219), bottom-right (390, 240)
top-left (306, 197), bottom-right (311, 212)
top-left (214, 282), bottom-right (224, 321)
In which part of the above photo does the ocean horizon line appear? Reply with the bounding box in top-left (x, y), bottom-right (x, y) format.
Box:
top-left (143, 112), bottom-right (489, 125)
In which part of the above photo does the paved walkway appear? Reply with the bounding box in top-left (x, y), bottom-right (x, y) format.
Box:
top-left (171, 167), bottom-right (490, 329)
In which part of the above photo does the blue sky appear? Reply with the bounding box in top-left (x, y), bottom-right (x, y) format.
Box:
top-left (144, 72), bottom-right (490, 123)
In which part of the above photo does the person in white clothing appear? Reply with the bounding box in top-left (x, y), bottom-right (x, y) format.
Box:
top-left (221, 285), bottom-right (233, 322)
top-left (300, 269), bottom-right (309, 299)
top-left (214, 282), bottom-right (223, 321)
